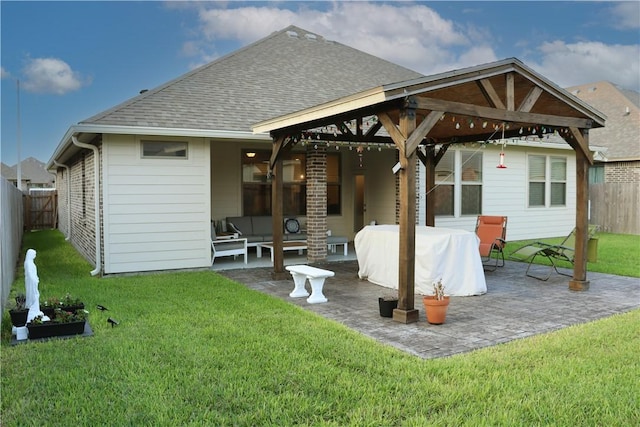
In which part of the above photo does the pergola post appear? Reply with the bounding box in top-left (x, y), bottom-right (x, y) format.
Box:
top-left (569, 130), bottom-right (590, 291)
top-left (392, 106), bottom-right (419, 324)
top-left (271, 157), bottom-right (287, 279)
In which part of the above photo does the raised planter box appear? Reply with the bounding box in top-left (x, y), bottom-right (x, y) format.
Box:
top-left (41, 304), bottom-right (85, 319)
top-left (27, 321), bottom-right (86, 339)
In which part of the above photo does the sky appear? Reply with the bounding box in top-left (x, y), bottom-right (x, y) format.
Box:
top-left (1, 1), bottom-right (639, 166)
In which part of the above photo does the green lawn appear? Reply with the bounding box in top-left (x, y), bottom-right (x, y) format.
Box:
top-left (505, 232), bottom-right (640, 278)
top-left (2, 230), bottom-right (638, 426)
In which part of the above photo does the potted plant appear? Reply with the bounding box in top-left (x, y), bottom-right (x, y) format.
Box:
top-left (422, 280), bottom-right (450, 325)
top-left (27, 308), bottom-right (89, 339)
top-left (9, 293), bottom-right (28, 327)
top-left (378, 295), bottom-right (399, 318)
top-left (41, 294), bottom-right (84, 318)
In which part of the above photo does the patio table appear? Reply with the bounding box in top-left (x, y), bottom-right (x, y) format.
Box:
top-left (354, 225), bottom-right (486, 296)
top-left (257, 241), bottom-right (307, 262)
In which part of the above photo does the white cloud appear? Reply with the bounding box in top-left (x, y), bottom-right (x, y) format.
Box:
top-left (190, 2), bottom-right (494, 75)
top-left (1, 66), bottom-right (11, 79)
top-left (21, 57), bottom-right (89, 95)
top-left (610, 2), bottom-right (640, 30)
top-left (530, 41), bottom-right (640, 90)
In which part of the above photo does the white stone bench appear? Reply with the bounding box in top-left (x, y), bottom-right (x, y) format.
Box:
top-left (285, 265), bottom-right (335, 304)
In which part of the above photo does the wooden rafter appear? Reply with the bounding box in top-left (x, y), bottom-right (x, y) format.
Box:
top-left (405, 110), bottom-right (444, 156)
top-left (506, 73), bottom-right (515, 110)
top-left (518, 86), bottom-right (543, 113)
top-left (413, 97), bottom-right (595, 129)
top-left (477, 79), bottom-right (506, 109)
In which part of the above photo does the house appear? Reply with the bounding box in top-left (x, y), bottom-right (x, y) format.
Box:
top-left (566, 81), bottom-right (640, 234)
top-left (46, 25), bottom-right (604, 276)
top-left (1, 157), bottom-right (55, 191)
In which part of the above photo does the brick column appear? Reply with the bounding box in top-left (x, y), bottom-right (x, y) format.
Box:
top-left (306, 144), bottom-right (328, 262)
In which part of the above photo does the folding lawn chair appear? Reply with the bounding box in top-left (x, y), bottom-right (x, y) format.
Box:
top-left (475, 215), bottom-right (508, 271)
top-left (510, 225), bottom-right (598, 280)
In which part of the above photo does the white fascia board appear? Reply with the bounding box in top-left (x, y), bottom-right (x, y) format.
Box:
top-left (47, 124), bottom-right (270, 170)
top-left (253, 88), bottom-right (387, 134)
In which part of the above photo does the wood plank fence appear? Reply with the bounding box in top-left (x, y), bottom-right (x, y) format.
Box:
top-left (24, 190), bottom-right (57, 230)
top-left (1, 177), bottom-right (24, 321)
top-left (590, 183), bottom-right (639, 235)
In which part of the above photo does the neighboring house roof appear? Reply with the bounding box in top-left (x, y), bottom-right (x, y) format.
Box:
top-left (567, 81), bottom-right (640, 161)
top-left (1, 157), bottom-right (54, 185)
top-left (80, 25), bottom-right (422, 132)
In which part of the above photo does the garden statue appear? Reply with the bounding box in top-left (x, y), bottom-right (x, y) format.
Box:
top-left (24, 249), bottom-right (49, 323)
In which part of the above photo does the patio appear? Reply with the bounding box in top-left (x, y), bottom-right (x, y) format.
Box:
top-left (217, 252), bottom-right (639, 359)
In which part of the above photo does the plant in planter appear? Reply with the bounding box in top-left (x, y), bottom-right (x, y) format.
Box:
top-left (9, 293), bottom-right (29, 327)
top-left (378, 295), bottom-right (399, 318)
top-left (27, 308), bottom-right (89, 339)
top-left (422, 280), bottom-right (450, 325)
top-left (41, 294), bottom-right (85, 318)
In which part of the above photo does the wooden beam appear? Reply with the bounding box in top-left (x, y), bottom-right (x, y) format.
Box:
top-left (569, 127), bottom-right (594, 165)
top-left (378, 111), bottom-right (407, 156)
top-left (506, 73), bottom-right (515, 111)
top-left (270, 156), bottom-right (286, 279)
top-left (405, 111), bottom-right (443, 156)
top-left (477, 79), bottom-right (506, 109)
top-left (518, 86), bottom-right (543, 113)
top-left (269, 135), bottom-right (287, 170)
top-left (413, 97), bottom-right (595, 129)
top-left (393, 107), bottom-right (419, 324)
top-left (364, 119), bottom-right (383, 138)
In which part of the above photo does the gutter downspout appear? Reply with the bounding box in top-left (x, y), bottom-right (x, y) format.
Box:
top-left (71, 135), bottom-right (101, 276)
top-left (52, 160), bottom-right (71, 241)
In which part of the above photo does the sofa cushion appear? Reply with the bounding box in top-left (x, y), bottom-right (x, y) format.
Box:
top-left (227, 216), bottom-right (253, 236)
top-left (251, 216), bottom-right (273, 236)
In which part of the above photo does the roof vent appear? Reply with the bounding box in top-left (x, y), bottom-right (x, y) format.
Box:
top-left (588, 86), bottom-right (597, 92)
top-left (572, 89), bottom-right (580, 95)
top-left (305, 33), bottom-right (317, 41)
top-left (286, 30), bottom-right (298, 38)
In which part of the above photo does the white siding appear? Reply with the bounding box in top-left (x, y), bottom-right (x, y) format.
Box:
top-left (420, 144), bottom-right (577, 241)
top-left (102, 135), bottom-right (211, 274)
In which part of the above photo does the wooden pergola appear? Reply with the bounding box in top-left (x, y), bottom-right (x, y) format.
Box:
top-left (253, 58), bottom-right (605, 323)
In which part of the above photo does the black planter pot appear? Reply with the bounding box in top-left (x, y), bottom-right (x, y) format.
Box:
top-left (27, 320), bottom-right (86, 339)
top-left (378, 298), bottom-right (398, 318)
top-left (9, 309), bottom-right (29, 327)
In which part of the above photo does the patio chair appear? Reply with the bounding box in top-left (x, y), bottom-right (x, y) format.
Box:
top-left (211, 223), bottom-right (248, 265)
top-left (475, 215), bottom-right (508, 271)
top-left (510, 225), bottom-right (598, 280)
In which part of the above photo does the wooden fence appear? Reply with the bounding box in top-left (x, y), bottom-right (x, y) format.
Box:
top-left (590, 183), bottom-right (639, 235)
top-left (24, 190), bottom-right (57, 230)
top-left (1, 177), bottom-right (24, 320)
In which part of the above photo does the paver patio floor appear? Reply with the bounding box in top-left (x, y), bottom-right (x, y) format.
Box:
top-left (219, 259), bottom-right (639, 359)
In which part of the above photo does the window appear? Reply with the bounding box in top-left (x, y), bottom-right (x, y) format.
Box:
top-left (141, 141), bottom-right (188, 158)
top-left (434, 151), bottom-right (454, 216)
top-left (528, 155), bottom-right (567, 207)
top-left (550, 157), bottom-right (566, 206)
top-left (461, 151), bottom-right (482, 215)
top-left (528, 155), bottom-right (546, 207)
top-left (242, 150), bottom-right (341, 216)
top-left (434, 150), bottom-right (482, 216)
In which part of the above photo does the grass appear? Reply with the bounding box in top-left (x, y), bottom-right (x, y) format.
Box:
top-left (1, 230), bottom-right (639, 425)
top-left (505, 232), bottom-right (640, 278)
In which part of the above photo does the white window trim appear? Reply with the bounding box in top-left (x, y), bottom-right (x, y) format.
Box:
top-left (140, 140), bottom-right (189, 159)
top-left (527, 154), bottom-right (567, 208)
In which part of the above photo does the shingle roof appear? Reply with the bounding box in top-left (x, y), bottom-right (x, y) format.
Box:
top-left (567, 81), bottom-right (640, 160)
top-left (81, 25), bottom-right (423, 132)
top-left (1, 157), bottom-right (54, 184)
